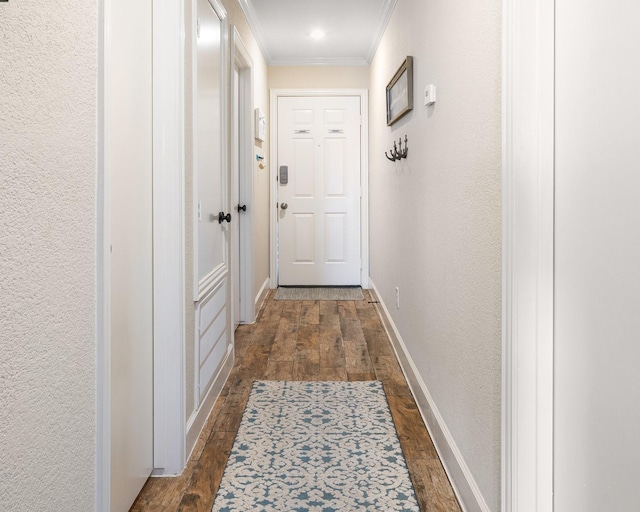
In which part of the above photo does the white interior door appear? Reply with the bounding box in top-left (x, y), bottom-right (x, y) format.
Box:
top-left (107, 0), bottom-right (154, 509)
top-left (277, 96), bottom-right (361, 286)
top-left (193, 0), bottom-right (232, 411)
top-left (196, 0), bottom-right (227, 296)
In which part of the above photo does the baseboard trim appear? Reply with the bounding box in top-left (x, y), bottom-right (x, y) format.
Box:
top-left (254, 277), bottom-right (270, 318)
top-left (369, 280), bottom-right (490, 512)
top-left (185, 346), bottom-right (234, 459)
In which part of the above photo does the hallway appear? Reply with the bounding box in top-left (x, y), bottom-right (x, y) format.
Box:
top-left (131, 291), bottom-right (461, 511)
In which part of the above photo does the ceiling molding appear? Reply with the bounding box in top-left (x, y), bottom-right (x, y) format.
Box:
top-left (236, 0), bottom-right (272, 63)
top-left (365, 0), bottom-right (398, 63)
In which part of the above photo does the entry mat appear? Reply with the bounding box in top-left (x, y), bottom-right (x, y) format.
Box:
top-left (212, 380), bottom-right (420, 512)
top-left (274, 286), bottom-right (364, 301)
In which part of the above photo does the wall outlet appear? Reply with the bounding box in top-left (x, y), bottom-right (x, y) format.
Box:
top-left (395, 287), bottom-right (400, 309)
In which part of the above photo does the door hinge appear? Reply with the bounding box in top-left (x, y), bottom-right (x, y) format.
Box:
top-left (196, 18), bottom-right (201, 38)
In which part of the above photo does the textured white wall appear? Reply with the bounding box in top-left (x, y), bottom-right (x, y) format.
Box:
top-left (368, 0), bottom-right (502, 509)
top-left (0, 1), bottom-right (97, 510)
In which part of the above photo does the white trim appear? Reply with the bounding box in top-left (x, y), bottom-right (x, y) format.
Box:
top-left (255, 277), bottom-right (270, 317)
top-left (190, 0), bottom-right (198, 301)
top-left (359, 91), bottom-right (370, 289)
top-left (199, 262), bottom-right (228, 299)
top-left (369, 280), bottom-right (490, 512)
top-left (269, 88), bottom-right (370, 289)
top-left (186, 345), bottom-right (234, 457)
top-left (235, 0), bottom-right (272, 64)
top-left (364, 0), bottom-right (398, 64)
top-left (151, 0), bottom-right (186, 476)
top-left (501, 0), bottom-right (555, 510)
top-left (231, 27), bottom-right (256, 324)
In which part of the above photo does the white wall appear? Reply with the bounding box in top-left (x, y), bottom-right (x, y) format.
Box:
top-left (269, 66), bottom-right (369, 90)
top-left (0, 1), bottom-right (97, 510)
top-left (368, 0), bottom-right (502, 509)
top-left (554, 0), bottom-right (640, 509)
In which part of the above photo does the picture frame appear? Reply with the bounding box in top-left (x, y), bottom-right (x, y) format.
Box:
top-left (386, 56), bottom-right (414, 126)
top-left (255, 108), bottom-right (266, 142)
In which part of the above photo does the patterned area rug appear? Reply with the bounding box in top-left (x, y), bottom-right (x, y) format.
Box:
top-left (274, 287), bottom-right (364, 301)
top-left (212, 380), bottom-right (419, 512)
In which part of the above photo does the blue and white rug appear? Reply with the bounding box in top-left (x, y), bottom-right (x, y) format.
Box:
top-left (212, 380), bottom-right (420, 512)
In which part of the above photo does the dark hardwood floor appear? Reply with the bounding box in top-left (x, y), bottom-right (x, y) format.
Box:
top-left (130, 290), bottom-right (461, 511)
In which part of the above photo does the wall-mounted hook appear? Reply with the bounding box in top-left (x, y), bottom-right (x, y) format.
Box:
top-left (385, 140), bottom-right (399, 161)
top-left (385, 136), bottom-right (408, 161)
top-left (398, 135), bottom-right (408, 158)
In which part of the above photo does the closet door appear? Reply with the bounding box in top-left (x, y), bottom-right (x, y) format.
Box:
top-left (107, 0), bottom-right (154, 509)
top-left (554, 1), bottom-right (640, 509)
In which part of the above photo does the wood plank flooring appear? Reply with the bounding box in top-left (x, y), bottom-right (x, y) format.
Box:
top-left (130, 290), bottom-right (461, 512)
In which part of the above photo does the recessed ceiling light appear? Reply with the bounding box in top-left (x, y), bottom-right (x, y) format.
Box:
top-left (310, 29), bottom-right (325, 40)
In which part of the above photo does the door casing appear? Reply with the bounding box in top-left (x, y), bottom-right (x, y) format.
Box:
top-left (501, 0), bottom-right (554, 510)
top-left (269, 89), bottom-right (369, 290)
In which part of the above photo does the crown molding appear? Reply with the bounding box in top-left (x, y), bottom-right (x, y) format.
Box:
top-left (365, 0), bottom-right (397, 63)
top-left (236, 0), bottom-right (272, 63)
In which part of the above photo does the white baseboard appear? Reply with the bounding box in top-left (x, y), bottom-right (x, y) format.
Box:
top-left (254, 277), bottom-right (270, 317)
top-left (369, 280), bottom-right (490, 512)
top-left (185, 346), bottom-right (234, 459)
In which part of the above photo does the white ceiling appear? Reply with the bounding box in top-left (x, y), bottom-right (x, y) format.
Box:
top-left (237, 0), bottom-right (398, 66)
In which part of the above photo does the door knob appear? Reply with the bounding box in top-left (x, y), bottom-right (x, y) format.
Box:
top-left (218, 211), bottom-right (232, 224)
top-left (280, 203), bottom-right (288, 210)
top-left (237, 204), bottom-right (247, 212)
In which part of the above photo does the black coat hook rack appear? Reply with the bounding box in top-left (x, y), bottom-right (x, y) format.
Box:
top-left (385, 135), bottom-right (408, 162)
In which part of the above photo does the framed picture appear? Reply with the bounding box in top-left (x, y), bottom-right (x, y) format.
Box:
top-left (386, 56), bottom-right (413, 126)
top-left (255, 108), bottom-right (266, 142)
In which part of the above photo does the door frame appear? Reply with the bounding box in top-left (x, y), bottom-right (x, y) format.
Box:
top-left (150, 0), bottom-right (186, 477)
top-left (97, 0), bottom-right (187, 507)
top-left (269, 88), bottom-right (370, 289)
top-left (501, 0), bottom-right (555, 510)
top-left (231, 27), bottom-right (255, 323)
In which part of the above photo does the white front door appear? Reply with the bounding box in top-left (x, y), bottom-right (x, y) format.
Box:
top-left (277, 96), bottom-right (362, 286)
top-left (106, 0), bottom-right (154, 509)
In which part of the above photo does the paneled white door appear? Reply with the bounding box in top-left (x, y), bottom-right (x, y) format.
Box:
top-left (107, 0), bottom-right (153, 509)
top-left (277, 96), bottom-right (361, 286)
top-left (194, 0), bottom-right (231, 405)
